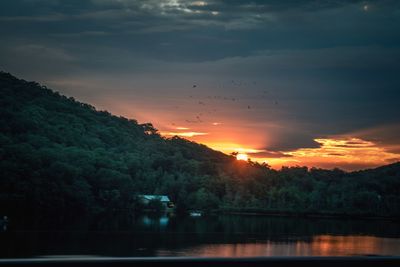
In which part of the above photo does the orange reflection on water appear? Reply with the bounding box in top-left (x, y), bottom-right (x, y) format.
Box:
top-left (311, 235), bottom-right (400, 256)
top-left (156, 235), bottom-right (400, 257)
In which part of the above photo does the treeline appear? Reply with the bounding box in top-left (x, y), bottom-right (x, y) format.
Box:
top-left (0, 72), bottom-right (399, 221)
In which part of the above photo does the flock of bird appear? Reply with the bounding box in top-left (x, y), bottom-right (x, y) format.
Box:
top-left (169, 80), bottom-right (279, 126)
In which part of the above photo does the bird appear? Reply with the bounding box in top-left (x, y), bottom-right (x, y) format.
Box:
top-left (193, 84), bottom-right (197, 88)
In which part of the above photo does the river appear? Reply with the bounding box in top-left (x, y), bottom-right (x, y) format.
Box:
top-left (1, 214), bottom-right (400, 258)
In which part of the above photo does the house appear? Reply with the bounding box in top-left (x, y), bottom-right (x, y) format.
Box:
top-left (138, 195), bottom-right (175, 210)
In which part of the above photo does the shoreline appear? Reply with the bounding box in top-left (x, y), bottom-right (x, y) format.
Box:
top-left (217, 208), bottom-right (400, 221)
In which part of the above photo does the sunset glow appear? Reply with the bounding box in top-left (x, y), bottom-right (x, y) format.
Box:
top-left (236, 153), bottom-right (248, 161)
top-left (92, 87), bottom-right (399, 171)
top-left (162, 132), bottom-right (400, 171)
top-left (5, 0), bottom-right (399, 172)
top-left (87, 95), bottom-right (400, 171)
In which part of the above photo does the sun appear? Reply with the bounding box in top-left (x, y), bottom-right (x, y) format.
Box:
top-left (236, 153), bottom-right (248, 161)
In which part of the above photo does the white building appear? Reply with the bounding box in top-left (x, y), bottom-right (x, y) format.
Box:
top-left (138, 195), bottom-right (174, 210)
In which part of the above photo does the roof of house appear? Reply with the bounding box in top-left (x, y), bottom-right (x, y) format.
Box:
top-left (139, 195), bottom-right (170, 202)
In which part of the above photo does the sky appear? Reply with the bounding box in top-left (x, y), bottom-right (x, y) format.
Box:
top-left (1, 0), bottom-right (400, 171)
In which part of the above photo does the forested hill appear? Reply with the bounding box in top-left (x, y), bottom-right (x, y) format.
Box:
top-left (1, 71), bottom-right (399, 220)
top-left (0, 71), bottom-right (233, 217)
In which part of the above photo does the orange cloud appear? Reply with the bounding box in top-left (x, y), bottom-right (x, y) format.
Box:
top-left (256, 137), bottom-right (400, 171)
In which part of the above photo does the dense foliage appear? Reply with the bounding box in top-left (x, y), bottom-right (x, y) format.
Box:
top-left (1, 72), bottom-right (399, 220)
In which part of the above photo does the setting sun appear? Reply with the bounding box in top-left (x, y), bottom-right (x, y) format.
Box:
top-left (236, 153), bottom-right (249, 161)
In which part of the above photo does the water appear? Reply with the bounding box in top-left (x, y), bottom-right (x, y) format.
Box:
top-left (1, 214), bottom-right (400, 258)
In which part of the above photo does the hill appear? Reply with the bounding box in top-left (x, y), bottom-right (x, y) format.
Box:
top-left (0, 72), bottom-right (399, 221)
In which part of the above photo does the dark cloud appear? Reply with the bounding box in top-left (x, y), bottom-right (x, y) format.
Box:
top-left (264, 131), bottom-right (322, 152)
top-left (349, 124), bottom-right (400, 154)
top-left (0, 0), bottom-right (399, 155)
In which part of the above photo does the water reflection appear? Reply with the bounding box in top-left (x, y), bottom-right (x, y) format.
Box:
top-left (1, 215), bottom-right (399, 258)
top-left (156, 235), bottom-right (400, 257)
top-left (140, 215), bottom-right (169, 229)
